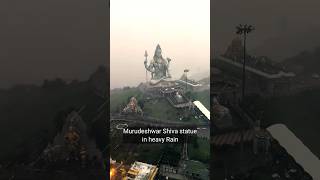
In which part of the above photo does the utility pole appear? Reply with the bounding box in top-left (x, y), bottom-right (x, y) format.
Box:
top-left (184, 69), bottom-right (189, 92)
top-left (144, 50), bottom-right (148, 83)
top-left (236, 24), bottom-right (254, 102)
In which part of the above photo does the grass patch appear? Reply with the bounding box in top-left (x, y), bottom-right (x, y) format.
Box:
top-left (143, 99), bottom-right (181, 121)
top-left (189, 90), bottom-right (210, 109)
top-left (188, 138), bottom-right (210, 164)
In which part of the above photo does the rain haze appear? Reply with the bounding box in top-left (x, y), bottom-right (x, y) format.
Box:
top-left (213, 0), bottom-right (320, 61)
top-left (0, 0), bottom-right (107, 89)
top-left (110, 0), bottom-right (210, 89)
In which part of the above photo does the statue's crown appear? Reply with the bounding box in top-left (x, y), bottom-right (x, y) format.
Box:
top-left (156, 44), bottom-right (161, 50)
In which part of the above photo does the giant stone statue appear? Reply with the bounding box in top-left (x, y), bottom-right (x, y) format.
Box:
top-left (144, 44), bottom-right (172, 84)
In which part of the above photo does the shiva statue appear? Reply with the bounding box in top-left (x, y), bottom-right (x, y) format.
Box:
top-left (144, 44), bottom-right (172, 84)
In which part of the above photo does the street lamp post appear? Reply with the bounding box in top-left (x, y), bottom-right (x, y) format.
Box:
top-left (184, 69), bottom-right (189, 92)
top-left (236, 24), bottom-right (254, 102)
top-left (144, 50), bottom-right (148, 83)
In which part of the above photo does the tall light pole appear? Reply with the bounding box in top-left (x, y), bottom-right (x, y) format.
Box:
top-left (144, 50), bottom-right (148, 83)
top-left (236, 24), bottom-right (254, 102)
top-left (184, 69), bottom-right (189, 92)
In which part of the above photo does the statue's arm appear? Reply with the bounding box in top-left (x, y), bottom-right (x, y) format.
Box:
top-left (144, 60), bottom-right (150, 70)
top-left (144, 60), bottom-right (154, 72)
top-left (166, 58), bottom-right (171, 77)
top-left (166, 58), bottom-right (171, 67)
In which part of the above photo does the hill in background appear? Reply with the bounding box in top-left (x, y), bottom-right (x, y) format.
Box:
top-left (280, 46), bottom-right (320, 75)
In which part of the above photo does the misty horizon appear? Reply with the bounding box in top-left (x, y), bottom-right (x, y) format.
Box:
top-left (0, 64), bottom-right (106, 90)
top-left (0, 0), bottom-right (107, 89)
top-left (3, 0), bottom-right (320, 88)
top-left (110, 0), bottom-right (210, 89)
top-left (213, 0), bottom-right (320, 61)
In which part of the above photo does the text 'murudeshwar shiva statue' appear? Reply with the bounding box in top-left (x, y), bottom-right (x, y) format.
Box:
top-left (144, 44), bottom-right (172, 84)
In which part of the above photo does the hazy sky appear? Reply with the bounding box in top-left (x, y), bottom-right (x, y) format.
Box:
top-left (213, 0), bottom-right (320, 59)
top-left (110, 0), bottom-right (210, 89)
top-left (0, 0), bottom-right (107, 88)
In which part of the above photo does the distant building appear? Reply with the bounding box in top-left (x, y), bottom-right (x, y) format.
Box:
top-left (159, 160), bottom-right (209, 180)
top-left (213, 38), bottom-right (296, 96)
top-left (122, 97), bottom-right (143, 115)
top-left (110, 160), bottom-right (158, 180)
top-left (214, 55), bottom-right (295, 96)
top-left (126, 161), bottom-right (158, 180)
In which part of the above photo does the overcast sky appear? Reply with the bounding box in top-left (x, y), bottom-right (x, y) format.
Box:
top-left (213, 0), bottom-right (320, 56)
top-left (0, 0), bottom-right (107, 88)
top-left (110, 0), bottom-right (210, 89)
top-left (2, 0), bottom-right (320, 89)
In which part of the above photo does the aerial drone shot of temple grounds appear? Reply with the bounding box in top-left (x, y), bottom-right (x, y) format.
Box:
top-left (211, 37), bottom-right (319, 179)
top-left (110, 44), bottom-right (211, 180)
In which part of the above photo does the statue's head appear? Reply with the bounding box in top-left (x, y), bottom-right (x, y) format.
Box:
top-left (154, 44), bottom-right (162, 60)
